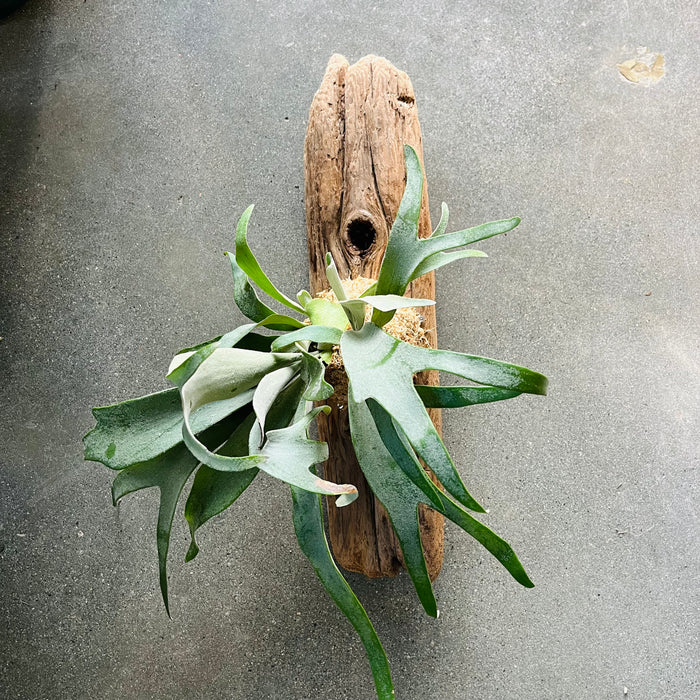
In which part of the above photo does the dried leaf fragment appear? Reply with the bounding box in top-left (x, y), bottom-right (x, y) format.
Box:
top-left (617, 53), bottom-right (665, 85)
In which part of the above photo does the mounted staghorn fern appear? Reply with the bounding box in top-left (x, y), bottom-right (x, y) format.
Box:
top-left (84, 145), bottom-right (547, 700)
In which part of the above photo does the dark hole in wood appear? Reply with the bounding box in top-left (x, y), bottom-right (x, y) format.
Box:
top-left (347, 218), bottom-right (376, 255)
top-left (398, 93), bottom-right (415, 105)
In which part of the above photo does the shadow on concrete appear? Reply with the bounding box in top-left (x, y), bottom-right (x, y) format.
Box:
top-left (0, 0), bottom-right (53, 327)
top-left (0, 0), bottom-right (52, 199)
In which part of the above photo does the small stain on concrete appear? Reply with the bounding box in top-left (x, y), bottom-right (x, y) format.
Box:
top-left (617, 48), bottom-right (665, 85)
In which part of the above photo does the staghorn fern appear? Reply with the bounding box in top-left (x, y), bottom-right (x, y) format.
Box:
top-left (83, 145), bottom-right (547, 699)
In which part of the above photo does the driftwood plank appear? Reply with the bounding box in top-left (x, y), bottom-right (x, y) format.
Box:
top-left (304, 54), bottom-right (444, 579)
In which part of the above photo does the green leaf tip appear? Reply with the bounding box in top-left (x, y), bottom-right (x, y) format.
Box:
top-left (372, 146), bottom-right (523, 325)
top-left (234, 204), bottom-right (305, 314)
top-left (291, 485), bottom-right (394, 699)
top-left (184, 413), bottom-right (259, 564)
top-left (108, 415), bottom-right (240, 615)
top-left (324, 251), bottom-right (348, 303)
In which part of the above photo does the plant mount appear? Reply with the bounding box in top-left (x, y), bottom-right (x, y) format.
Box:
top-left (83, 57), bottom-right (548, 700)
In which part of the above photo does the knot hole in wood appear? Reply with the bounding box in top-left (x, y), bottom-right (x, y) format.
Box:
top-left (345, 214), bottom-right (377, 257)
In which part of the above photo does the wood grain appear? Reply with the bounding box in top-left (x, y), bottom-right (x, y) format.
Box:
top-left (304, 54), bottom-right (444, 579)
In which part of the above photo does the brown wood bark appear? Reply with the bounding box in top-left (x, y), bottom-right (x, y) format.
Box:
top-left (304, 54), bottom-right (444, 580)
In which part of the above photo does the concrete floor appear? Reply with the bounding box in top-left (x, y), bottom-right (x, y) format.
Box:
top-left (1, 1), bottom-right (698, 699)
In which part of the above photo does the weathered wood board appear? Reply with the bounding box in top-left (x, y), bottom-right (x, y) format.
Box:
top-left (304, 54), bottom-right (444, 579)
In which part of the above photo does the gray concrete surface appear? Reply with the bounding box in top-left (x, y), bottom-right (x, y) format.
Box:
top-left (1, 1), bottom-right (698, 699)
